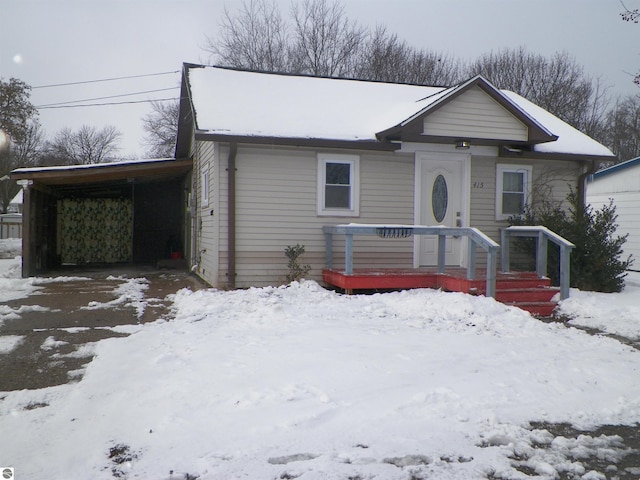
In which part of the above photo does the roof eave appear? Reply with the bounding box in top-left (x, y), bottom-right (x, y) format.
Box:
top-left (10, 158), bottom-right (193, 186)
top-left (499, 149), bottom-right (615, 164)
top-left (195, 131), bottom-right (401, 151)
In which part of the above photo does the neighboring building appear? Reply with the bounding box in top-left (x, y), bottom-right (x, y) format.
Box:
top-left (175, 64), bottom-right (614, 289)
top-left (8, 189), bottom-right (22, 213)
top-left (587, 157), bottom-right (640, 268)
top-left (0, 190), bottom-right (23, 239)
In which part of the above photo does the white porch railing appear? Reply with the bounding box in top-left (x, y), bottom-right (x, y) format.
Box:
top-left (500, 226), bottom-right (575, 300)
top-left (323, 224), bottom-right (500, 297)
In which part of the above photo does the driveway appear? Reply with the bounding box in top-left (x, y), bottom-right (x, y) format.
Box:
top-left (0, 268), bottom-right (205, 391)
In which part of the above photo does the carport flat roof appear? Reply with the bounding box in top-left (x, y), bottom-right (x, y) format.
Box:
top-left (11, 158), bottom-right (192, 186)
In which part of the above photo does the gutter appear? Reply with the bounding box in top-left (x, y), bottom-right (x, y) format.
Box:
top-left (227, 143), bottom-right (237, 288)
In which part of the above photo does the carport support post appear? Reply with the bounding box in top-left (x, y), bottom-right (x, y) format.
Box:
top-left (19, 181), bottom-right (34, 277)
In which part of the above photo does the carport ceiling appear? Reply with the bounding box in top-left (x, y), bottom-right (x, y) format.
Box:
top-left (11, 158), bottom-right (192, 195)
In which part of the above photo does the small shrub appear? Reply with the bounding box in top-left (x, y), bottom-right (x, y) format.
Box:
top-left (509, 190), bottom-right (633, 292)
top-left (285, 244), bottom-right (311, 282)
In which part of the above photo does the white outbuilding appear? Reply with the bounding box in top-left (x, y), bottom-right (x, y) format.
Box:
top-left (587, 157), bottom-right (640, 268)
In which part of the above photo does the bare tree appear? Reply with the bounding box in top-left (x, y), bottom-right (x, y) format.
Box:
top-left (289, 0), bottom-right (366, 76)
top-left (46, 125), bottom-right (122, 165)
top-left (621, 1), bottom-right (640, 85)
top-left (206, 0), bottom-right (460, 86)
top-left (466, 47), bottom-right (610, 134)
top-left (0, 122), bottom-right (44, 212)
top-left (354, 26), bottom-right (462, 86)
top-left (204, 0), bottom-right (290, 72)
top-left (606, 95), bottom-right (640, 162)
top-left (621, 0), bottom-right (640, 22)
top-left (142, 100), bottom-right (179, 158)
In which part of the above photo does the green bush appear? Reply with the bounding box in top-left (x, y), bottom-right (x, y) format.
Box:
top-left (509, 190), bottom-right (633, 292)
top-left (284, 244), bottom-right (311, 282)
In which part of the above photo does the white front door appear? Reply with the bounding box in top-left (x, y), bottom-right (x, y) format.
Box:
top-left (415, 152), bottom-right (469, 267)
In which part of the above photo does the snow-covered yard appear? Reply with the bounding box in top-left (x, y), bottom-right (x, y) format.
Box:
top-left (0, 238), bottom-right (638, 479)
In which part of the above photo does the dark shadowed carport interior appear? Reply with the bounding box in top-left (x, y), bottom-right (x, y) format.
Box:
top-left (11, 158), bottom-right (192, 277)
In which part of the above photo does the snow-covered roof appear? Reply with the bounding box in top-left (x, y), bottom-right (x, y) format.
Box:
top-left (12, 157), bottom-right (177, 175)
top-left (187, 65), bottom-right (614, 158)
top-left (188, 66), bottom-right (444, 142)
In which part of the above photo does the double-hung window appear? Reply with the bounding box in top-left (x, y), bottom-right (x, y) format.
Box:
top-left (317, 153), bottom-right (359, 216)
top-left (496, 164), bottom-right (532, 220)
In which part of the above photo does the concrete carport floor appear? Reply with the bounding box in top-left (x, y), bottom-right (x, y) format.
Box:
top-left (0, 266), bottom-right (205, 391)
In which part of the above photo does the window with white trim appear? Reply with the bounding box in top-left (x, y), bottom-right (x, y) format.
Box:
top-left (496, 164), bottom-right (532, 220)
top-left (317, 154), bottom-right (359, 216)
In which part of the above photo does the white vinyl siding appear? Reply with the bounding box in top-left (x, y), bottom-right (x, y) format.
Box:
top-left (195, 141), bottom-right (583, 288)
top-left (423, 87), bottom-right (528, 142)
top-left (194, 141), bottom-right (218, 286)
top-left (214, 145), bottom-right (414, 288)
top-left (588, 166), bottom-right (640, 266)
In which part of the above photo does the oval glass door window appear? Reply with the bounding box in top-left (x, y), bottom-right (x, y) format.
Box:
top-left (432, 174), bottom-right (448, 223)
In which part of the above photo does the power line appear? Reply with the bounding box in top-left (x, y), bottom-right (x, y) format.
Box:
top-left (35, 87), bottom-right (179, 108)
top-left (37, 97), bottom-right (178, 109)
top-left (32, 70), bottom-right (181, 89)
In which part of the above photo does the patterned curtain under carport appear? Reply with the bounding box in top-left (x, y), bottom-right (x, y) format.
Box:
top-left (58, 198), bottom-right (133, 264)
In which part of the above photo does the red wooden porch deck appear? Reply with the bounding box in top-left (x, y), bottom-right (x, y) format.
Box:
top-left (322, 267), bottom-right (560, 317)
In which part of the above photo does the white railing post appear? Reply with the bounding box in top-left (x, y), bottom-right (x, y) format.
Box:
top-left (486, 246), bottom-right (497, 298)
top-left (345, 234), bottom-right (353, 275)
top-left (559, 244), bottom-right (571, 300)
top-left (324, 230), bottom-right (333, 269)
top-left (536, 230), bottom-right (547, 277)
top-left (437, 234), bottom-right (446, 273)
top-left (500, 228), bottom-right (510, 273)
top-left (467, 239), bottom-right (477, 280)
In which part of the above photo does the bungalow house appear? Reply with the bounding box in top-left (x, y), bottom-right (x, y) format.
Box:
top-left (587, 157), bottom-right (640, 267)
top-left (174, 64), bottom-right (614, 293)
top-left (12, 63), bottom-right (615, 314)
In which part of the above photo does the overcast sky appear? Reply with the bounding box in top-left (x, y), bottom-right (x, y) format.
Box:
top-left (1, 0), bottom-right (638, 157)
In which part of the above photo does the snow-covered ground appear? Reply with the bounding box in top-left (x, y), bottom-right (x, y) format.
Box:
top-left (0, 238), bottom-right (638, 479)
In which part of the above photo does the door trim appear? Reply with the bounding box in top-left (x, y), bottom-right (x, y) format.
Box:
top-left (413, 151), bottom-right (471, 267)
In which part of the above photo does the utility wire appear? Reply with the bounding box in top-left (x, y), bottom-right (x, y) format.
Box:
top-left (35, 87), bottom-right (179, 108)
top-left (37, 97), bottom-right (179, 109)
top-left (32, 70), bottom-right (180, 89)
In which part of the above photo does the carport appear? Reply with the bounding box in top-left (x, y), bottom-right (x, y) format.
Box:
top-left (11, 158), bottom-right (192, 277)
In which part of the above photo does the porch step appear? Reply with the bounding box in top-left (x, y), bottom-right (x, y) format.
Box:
top-left (503, 301), bottom-right (558, 317)
top-left (322, 268), bottom-right (561, 317)
top-left (495, 287), bottom-right (559, 303)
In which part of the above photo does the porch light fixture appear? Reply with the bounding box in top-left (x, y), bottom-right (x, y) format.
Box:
top-left (455, 140), bottom-right (470, 150)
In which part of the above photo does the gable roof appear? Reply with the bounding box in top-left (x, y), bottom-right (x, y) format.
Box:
top-left (376, 76), bottom-right (557, 145)
top-left (178, 64), bottom-right (614, 160)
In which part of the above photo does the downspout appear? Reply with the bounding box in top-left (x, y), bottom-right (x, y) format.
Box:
top-left (227, 143), bottom-right (237, 288)
top-left (577, 158), bottom-right (598, 211)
